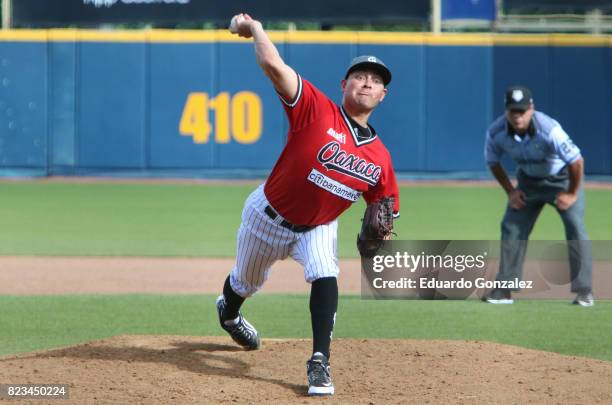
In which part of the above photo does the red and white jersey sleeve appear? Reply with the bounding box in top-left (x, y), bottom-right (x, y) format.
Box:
top-left (278, 73), bottom-right (335, 133)
top-left (264, 74), bottom-right (401, 225)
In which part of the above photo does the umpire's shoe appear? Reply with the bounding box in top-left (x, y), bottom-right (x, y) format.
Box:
top-left (484, 288), bottom-right (514, 304)
top-left (215, 295), bottom-right (261, 350)
top-left (573, 292), bottom-right (595, 307)
top-left (307, 352), bottom-right (334, 396)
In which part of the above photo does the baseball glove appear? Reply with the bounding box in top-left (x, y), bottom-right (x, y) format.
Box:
top-left (356, 197), bottom-right (395, 258)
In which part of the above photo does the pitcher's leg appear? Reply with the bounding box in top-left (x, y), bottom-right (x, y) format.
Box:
top-left (291, 220), bottom-right (339, 384)
top-left (229, 186), bottom-right (294, 299)
top-left (292, 220), bottom-right (339, 283)
top-left (230, 219), bottom-right (289, 298)
top-left (309, 277), bottom-right (338, 359)
top-left (217, 185), bottom-right (294, 349)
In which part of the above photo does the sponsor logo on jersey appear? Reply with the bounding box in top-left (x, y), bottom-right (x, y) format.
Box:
top-left (307, 168), bottom-right (361, 202)
top-left (326, 128), bottom-right (346, 144)
top-left (317, 141), bottom-right (381, 186)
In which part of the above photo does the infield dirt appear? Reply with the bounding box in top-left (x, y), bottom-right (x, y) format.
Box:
top-left (2, 335), bottom-right (612, 404)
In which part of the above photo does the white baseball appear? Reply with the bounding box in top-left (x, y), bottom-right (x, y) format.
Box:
top-left (229, 14), bottom-right (244, 34)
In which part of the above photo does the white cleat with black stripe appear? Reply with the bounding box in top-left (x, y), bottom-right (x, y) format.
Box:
top-left (216, 295), bottom-right (261, 350)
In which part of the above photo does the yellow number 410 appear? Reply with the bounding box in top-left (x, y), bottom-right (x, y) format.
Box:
top-left (179, 91), bottom-right (263, 144)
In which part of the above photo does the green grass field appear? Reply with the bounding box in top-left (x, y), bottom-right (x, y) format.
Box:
top-left (1, 295), bottom-right (611, 360)
top-left (1, 182), bottom-right (611, 359)
top-left (1, 182), bottom-right (611, 257)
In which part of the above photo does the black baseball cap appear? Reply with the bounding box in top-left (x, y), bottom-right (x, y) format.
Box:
top-left (345, 55), bottom-right (392, 86)
top-left (505, 85), bottom-right (533, 111)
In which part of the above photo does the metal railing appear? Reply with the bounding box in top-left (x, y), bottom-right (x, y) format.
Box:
top-left (496, 11), bottom-right (612, 34)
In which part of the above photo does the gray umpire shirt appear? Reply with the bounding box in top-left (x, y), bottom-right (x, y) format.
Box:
top-left (484, 111), bottom-right (581, 178)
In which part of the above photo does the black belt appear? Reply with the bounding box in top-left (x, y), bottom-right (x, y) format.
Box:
top-left (518, 168), bottom-right (569, 182)
top-left (264, 205), bottom-right (314, 233)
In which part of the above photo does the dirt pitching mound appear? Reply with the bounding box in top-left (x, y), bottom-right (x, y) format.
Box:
top-left (2, 336), bottom-right (612, 404)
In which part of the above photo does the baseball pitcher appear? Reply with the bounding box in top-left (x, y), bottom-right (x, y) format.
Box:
top-left (216, 13), bottom-right (400, 396)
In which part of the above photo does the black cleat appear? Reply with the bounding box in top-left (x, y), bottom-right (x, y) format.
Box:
top-left (484, 288), bottom-right (514, 304)
top-left (216, 295), bottom-right (261, 350)
top-left (307, 353), bottom-right (334, 396)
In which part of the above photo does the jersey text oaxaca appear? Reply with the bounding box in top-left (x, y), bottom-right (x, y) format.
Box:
top-left (265, 76), bottom-right (400, 225)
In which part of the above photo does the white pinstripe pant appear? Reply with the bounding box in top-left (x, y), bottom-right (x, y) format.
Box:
top-left (230, 184), bottom-right (339, 297)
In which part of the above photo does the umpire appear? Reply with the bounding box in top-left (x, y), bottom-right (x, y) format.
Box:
top-left (483, 85), bottom-right (594, 307)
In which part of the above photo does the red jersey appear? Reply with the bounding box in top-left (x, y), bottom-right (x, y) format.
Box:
top-left (264, 75), bottom-right (400, 226)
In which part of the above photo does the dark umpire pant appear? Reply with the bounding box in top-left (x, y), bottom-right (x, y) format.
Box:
top-left (497, 169), bottom-right (592, 293)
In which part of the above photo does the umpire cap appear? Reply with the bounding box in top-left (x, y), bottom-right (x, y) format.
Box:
top-left (345, 55), bottom-right (392, 86)
top-left (505, 85), bottom-right (533, 111)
